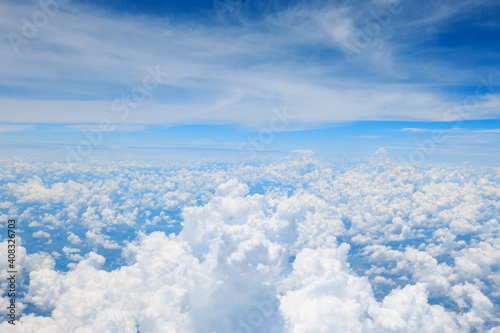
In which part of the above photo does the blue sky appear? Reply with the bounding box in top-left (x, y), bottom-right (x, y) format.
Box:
top-left (1, 0), bottom-right (499, 162)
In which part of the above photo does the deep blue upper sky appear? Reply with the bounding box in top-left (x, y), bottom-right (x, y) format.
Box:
top-left (72, 0), bottom-right (296, 19)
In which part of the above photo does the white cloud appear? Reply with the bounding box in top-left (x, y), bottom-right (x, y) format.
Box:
top-left (85, 230), bottom-right (121, 250)
top-left (368, 283), bottom-right (459, 332)
top-left (0, 153), bottom-right (499, 331)
top-left (291, 150), bottom-right (314, 155)
top-left (67, 232), bottom-right (81, 245)
top-left (0, 124), bottom-right (36, 132)
top-left (472, 129), bottom-right (500, 133)
top-left (32, 230), bottom-right (50, 238)
top-left (66, 124), bottom-right (148, 132)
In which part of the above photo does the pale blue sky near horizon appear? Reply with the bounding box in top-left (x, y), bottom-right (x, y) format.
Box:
top-left (2, 119), bottom-right (500, 165)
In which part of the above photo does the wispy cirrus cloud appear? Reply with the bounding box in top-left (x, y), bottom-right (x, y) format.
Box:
top-left (66, 124), bottom-right (149, 132)
top-left (0, 0), bottom-right (499, 128)
top-left (471, 128), bottom-right (500, 133)
top-left (0, 124), bottom-right (36, 132)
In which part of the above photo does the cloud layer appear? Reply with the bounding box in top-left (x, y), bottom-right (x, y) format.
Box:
top-left (0, 152), bottom-right (499, 331)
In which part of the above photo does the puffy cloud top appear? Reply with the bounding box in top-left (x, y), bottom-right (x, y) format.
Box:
top-left (0, 155), bottom-right (499, 332)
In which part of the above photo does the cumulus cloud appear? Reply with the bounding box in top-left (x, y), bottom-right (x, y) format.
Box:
top-left (85, 230), bottom-right (121, 250)
top-left (0, 154), bottom-right (499, 331)
top-left (67, 232), bottom-right (81, 245)
top-left (32, 230), bottom-right (50, 238)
